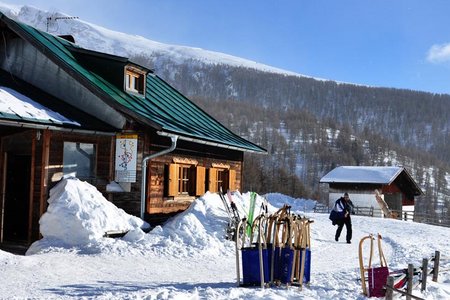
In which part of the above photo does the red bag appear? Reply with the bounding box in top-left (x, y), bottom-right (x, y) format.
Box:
top-left (368, 266), bottom-right (389, 297)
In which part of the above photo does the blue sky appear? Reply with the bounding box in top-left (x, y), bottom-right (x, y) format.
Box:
top-left (4, 0), bottom-right (450, 95)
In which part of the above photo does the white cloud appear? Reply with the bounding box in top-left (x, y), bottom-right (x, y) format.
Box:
top-left (426, 43), bottom-right (450, 64)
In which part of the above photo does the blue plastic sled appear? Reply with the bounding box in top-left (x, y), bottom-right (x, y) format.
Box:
top-left (300, 248), bottom-right (311, 283)
top-left (242, 246), bottom-right (270, 285)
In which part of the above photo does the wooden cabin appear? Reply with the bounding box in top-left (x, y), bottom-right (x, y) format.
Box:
top-left (0, 13), bottom-right (266, 245)
top-left (320, 166), bottom-right (423, 216)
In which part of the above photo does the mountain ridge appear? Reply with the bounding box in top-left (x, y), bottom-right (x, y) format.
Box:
top-left (0, 3), bottom-right (411, 94)
top-left (0, 3), bottom-right (448, 221)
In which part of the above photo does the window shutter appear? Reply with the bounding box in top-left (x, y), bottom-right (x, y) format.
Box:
top-left (209, 168), bottom-right (217, 193)
top-left (196, 166), bottom-right (206, 196)
top-left (229, 169), bottom-right (236, 190)
top-left (168, 163), bottom-right (178, 196)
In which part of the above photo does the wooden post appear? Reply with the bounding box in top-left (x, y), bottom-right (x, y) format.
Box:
top-left (421, 258), bottom-right (428, 291)
top-left (385, 276), bottom-right (394, 300)
top-left (432, 250), bottom-right (440, 282)
top-left (0, 153), bottom-right (6, 243)
top-left (406, 263), bottom-right (414, 300)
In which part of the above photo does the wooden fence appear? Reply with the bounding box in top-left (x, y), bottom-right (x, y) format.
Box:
top-left (385, 251), bottom-right (447, 300)
top-left (313, 205), bottom-right (450, 228)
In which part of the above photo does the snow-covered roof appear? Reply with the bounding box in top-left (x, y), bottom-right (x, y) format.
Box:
top-left (0, 86), bottom-right (80, 126)
top-left (320, 166), bottom-right (404, 184)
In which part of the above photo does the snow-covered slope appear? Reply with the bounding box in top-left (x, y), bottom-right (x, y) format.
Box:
top-left (0, 178), bottom-right (449, 299)
top-left (0, 3), bottom-right (306, 77)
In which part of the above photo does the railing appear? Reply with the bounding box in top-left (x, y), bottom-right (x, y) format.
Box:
top-left (313, 205), bottom-right (450, 228)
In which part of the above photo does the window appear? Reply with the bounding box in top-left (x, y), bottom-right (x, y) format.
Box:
top-left (166, 162), bottom-right (205, 197)
top-left (124, 66), bottom-right (146, 95)
top-left (208, 166), bottom-right (237, 193)
top-left (63, 142), bottom-right (96, 180)
top-left (178, 165), bottom-right (190, 195)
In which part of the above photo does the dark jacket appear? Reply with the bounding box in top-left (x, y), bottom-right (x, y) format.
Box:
top-left (335, 197), bottom-right (355, 217)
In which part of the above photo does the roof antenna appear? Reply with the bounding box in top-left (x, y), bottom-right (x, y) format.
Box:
top-left (46, 15), bottom-right (79, 32)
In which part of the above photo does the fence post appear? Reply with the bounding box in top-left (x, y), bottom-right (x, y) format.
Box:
top-left (432, 251), bottom-right (440, 282)
top-left (406, 264), bottom-right (414, 300)
top-left (385, 276), bottom-right (394, 300)
top-left (421, 258), bottom-right (428, 291)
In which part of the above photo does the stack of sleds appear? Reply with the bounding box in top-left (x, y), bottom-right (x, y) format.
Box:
top-left (234, 204), bottom-right (313, 289)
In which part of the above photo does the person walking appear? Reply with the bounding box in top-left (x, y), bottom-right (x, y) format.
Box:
top-left (333, 192), bottom-right (355, 243)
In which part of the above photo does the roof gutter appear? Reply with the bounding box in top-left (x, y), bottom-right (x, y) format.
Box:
top-left (157, 131), bottom-right (266, 154)
top-left (0, 119), bottom-right (116, 136)
top-left (140, 132), bottom-right (178, 220)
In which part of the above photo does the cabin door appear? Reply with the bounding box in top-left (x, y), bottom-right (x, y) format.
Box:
top-left (1, 153), bottom-right (31, 242)
top-left (385, 193), bottom-right (402, 212)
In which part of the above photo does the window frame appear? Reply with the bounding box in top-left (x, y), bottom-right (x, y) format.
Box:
top-left (166, 159), bottom-right (205, 198)
top-left (124, 65), bottom-right (146, 96)
top-left (208, 164), bottom-right (237, 193)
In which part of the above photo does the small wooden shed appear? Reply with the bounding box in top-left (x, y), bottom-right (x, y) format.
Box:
top-left (320, 166), bottom-right (423, 216)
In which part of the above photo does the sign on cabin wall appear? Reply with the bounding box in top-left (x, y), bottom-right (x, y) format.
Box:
top-left (115, 134), bottom-right (138, 182)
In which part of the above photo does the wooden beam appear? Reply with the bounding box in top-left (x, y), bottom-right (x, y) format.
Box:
top-left (39, 130), bottom-right (50, 219)
top-left (27, 130), bottom-right (37, 243)
top-left (0, 152), bottom-right (6, 243)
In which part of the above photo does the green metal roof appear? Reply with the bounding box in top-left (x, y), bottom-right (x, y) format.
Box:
top-left (0, 13), bottom-right (266, 153)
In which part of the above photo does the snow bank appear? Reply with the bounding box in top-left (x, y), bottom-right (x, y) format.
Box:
top-left (128, 191), bottom-right (280, 258)
top-left (144, 192), bottom-right (232, 257)
top-left (27, 178), bottom-right (149, 253)
top-left (26, 179), bottom-right (314, 258)
top-left (265, 192), bottom-right (317, 213)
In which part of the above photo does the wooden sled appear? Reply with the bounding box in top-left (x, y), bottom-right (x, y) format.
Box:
top-left (359, 233), bottom-right (407, 297)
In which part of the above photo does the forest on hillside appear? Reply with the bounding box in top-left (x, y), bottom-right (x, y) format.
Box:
top-left (132, 55), bottom-right (450, 223)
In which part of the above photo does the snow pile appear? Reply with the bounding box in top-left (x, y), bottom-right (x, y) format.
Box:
top-left (26, 180), bottom-right (302, 258)
top-left (29, 178), bottom-right (149, 252)
top-left (145, 191), bottom-right (282, 257)
top-left (145, 193), bottom-right (232, 258)
top-left (265, 192), bottom-right (317, 213)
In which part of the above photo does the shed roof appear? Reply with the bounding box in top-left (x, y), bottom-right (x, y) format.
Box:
top-left (0, 13), bottom-right (266, 153)
top-left (320, 166), bottom-right (423, 196)
top-left (320, 166), bottom-right (404, 184)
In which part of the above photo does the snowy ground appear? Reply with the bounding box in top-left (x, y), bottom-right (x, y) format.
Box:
top-left (0, 178), bottom-right (449, 299)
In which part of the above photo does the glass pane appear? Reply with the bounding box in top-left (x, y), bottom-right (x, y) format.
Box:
top-left (63, 142), bottom-right (96, 179)
top-left (178, 166), bottom-right (190, 194)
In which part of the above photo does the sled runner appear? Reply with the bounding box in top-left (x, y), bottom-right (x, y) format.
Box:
top-left (292, 217), bottom-right (312, 287)
top-left (266, 205), bottom-right (290, 285)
